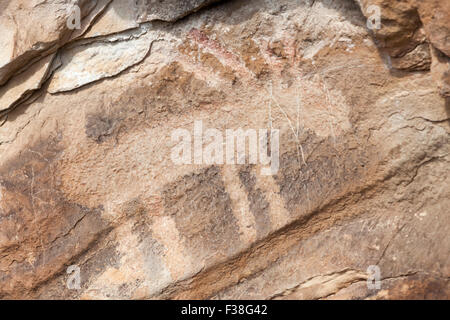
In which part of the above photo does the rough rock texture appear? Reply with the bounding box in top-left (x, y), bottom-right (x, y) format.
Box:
top-left (356, 0), bottom-right (450, 95)
top-left (0, 0), bottom-right (449, 300)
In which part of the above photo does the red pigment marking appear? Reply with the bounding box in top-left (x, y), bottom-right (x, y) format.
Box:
top-left (188, 28), bottom-right (241, 64)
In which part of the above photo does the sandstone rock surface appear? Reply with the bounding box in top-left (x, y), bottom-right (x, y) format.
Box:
top-left (0, 0), bottom-right (449, 300)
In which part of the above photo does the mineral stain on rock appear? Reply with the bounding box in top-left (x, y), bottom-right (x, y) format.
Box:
top-left (0, 135), bottom-right (115, 299)
top-left (85, 114), bottom-right (117, 143)
top-left (162, 166), bottom-right (241, 261)
top-left (274, 132), bottom-right (372, 217)
top-left (238, 166), bottom-right (271, 239)
top-left (0, 0), bottom-right (449, 300)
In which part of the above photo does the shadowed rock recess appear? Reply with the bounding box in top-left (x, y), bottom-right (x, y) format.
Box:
top-left (0, 0), bottom-right (448, 300)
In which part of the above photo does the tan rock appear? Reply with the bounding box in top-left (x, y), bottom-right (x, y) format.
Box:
top-left (0, 1), bottom-right (98, 86)
top-left (83, 0), bottom-right (140, 38)
top-left (0, 54), bottom-right (55, 113)
top-left (416, 0), bottom-right (450, 57)
top-left (48, 29), bottom-right (157, 93)
top-left (0, 0), bottom-right (448, 300)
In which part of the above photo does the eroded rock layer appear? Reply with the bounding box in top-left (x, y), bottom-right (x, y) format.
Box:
top-left (0, 0), bottom-right (449, 299)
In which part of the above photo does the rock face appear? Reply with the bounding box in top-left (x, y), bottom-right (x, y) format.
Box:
top-left (0, 0), bottom-right (449, 300)
top-left (356, 0), bottom-right (450, 95)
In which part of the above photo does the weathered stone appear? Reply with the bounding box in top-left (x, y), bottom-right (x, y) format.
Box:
top-left (416, 0), bottom-right (450, 57)
top-left (48, 28), bottom-right (157, 93)
top-left (137, 0), bottom-right (221, 22)
top-left (0, 0), bottom-right (98, 86)
top-left (0, 0), bottom-right (448, 300)
top-left (0, 55), bottom-right (55, 113)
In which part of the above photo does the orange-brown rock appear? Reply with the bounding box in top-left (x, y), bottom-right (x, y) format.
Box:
top-left (0, 0), bottom-right (448, 300)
